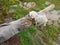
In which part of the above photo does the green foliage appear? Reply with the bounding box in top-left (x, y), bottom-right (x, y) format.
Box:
top-left (18, 26), bottom-right (37, 45)
top-left (2, 0), bottom-right (19, 5)
top-left (0, 0), bottom-right (20, 23)
top-left (18, 25), bottom-right (60, 45)
top-left (44, 25), bottom-right (58, 40)
top-left (12, 7), bottom-right (28, 20)
top-left (52, 0), bottom-right (60, 3)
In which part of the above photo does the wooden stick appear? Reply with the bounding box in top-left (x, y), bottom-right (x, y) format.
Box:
top-left (40, 4), bottom-right (55, 13)
top-left (0, 15), bottom-right (33, 43)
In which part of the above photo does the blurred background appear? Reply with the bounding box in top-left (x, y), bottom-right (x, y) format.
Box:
top-left (0, 0), bottom-right (60, 45)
